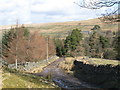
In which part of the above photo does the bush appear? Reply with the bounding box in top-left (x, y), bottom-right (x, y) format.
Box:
top-left (104, 49), bottom-right (117, 60)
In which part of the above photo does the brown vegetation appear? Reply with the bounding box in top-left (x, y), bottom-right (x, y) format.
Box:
top-left (3, 26), bottom-right (56, 64)
top-left (58, 57), bottom-right (74, 72)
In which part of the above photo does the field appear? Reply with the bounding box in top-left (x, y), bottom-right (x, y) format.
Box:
top-left (1, 18), bottom-right (119, 38)
top-left (76, 57), bottom-right (120, 66)
top-left (27, 18), bottom-right (119, 37)
top-left (58, 57), bottom-right (120, 73)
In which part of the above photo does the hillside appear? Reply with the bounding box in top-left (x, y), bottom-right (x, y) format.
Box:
top-left (27, 18), bottom-right (119, 37)
top-left (2, 67), bottom-right (57, 88)
top-left (1, 18), bottom-right (118, 38)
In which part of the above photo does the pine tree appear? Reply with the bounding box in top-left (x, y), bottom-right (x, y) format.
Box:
top-left (99, 35), bottom-right (109, 58)
top-left (115, 31), bottom-right (120, 60)
top-left (89, 31), bottom-right (100, 57)
top-left (54, 39), bottom-right (65, 57)
top-left (64, 28), bottom-right (83, 56)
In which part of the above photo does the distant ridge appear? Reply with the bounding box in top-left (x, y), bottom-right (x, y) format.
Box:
top-left (0, 18), bottom-right (102, 29)
top-left (0, 17), bottom-right (118, 38)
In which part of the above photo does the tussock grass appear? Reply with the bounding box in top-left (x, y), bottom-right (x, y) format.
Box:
top-left (58, 57), bottom-right (74, 72)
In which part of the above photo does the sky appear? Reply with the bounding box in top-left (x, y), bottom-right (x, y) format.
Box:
top-left (0, 0), bottom-right (117, 25)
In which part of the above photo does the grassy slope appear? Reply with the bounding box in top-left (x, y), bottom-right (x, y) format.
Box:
top-left (2, 57), bottom-right (59, 88)
top-left (27, 18), bottom-right (118, 37)
top-left (1, 18), bottom-right (119, 38)
top-left (2, 68), bottom-right (58, 88)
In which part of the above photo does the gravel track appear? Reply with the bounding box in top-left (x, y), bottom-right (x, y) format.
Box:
top-left (34, 58), bottom-right (95, 89)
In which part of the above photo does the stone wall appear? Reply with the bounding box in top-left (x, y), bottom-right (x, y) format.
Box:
top-left (72, 60), bottom-right (120, 88)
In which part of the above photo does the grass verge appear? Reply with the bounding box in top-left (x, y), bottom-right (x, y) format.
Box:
top-left (2, 67), bottom-right (58, 88)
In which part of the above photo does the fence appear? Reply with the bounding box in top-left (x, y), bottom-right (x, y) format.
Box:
top-left (8, 56), bottom-right (59, 71)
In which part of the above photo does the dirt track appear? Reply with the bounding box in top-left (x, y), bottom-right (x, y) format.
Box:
top-left (34, 58), bottom-right (95, 89)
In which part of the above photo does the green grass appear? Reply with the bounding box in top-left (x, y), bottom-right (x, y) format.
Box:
top-left (29, 25), bottom-right (85, 38)
top-left (28, 22), bottom-right (118, 38)
top-left (3, 68), bottom-right (58, 88)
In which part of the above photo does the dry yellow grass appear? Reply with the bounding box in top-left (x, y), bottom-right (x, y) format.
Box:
top-left (58, 57), bottom-right (75, 72)
top-left (59, 56), bottom-right (120, 73)
top-left (0, 17), bottom-right (118, 40)
top-left (1, 18), bottom-right (118, 35)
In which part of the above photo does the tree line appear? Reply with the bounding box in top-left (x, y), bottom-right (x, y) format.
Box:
top-left (55, 27), bottom-right (120, 60)
top-left (1, 25), bottom-right (120, 64)
top-left (2, 25), bottom-right (56, 64)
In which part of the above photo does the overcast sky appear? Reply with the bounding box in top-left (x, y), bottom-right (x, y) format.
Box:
top-left (0, 0), bottom-right (116, 25)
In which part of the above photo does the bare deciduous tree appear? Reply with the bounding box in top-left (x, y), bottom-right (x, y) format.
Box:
top-left (48, 37), bottom-right (56, 57)
top-left (3, 27), bottom-right (56, 64)
top-left (74, 0), bottom-right (120, 23)
top-left (3, 27), bottom-right (28, 64)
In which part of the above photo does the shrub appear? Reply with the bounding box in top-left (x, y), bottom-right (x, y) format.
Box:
top-left (104, 49), bottom-right (117, 60)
